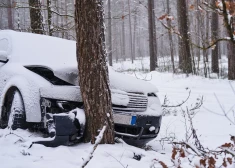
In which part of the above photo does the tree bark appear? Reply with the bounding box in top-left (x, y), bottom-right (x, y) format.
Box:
top-left (227, 0), bottom-right (235, 80)
top-left (228, 42), bottom-right (235, 80)
top-left (107, 0), bottom-right (113, 66)
top-left (177, 0), bottom-right (192, 74)
top-left (148, 0), bottom-right (157, 71)
top-left (47, 0), bottom-right (53, 36)
top-left (128, 0), bottom-right (134, 63)
top-left (166, 0), bottom-right (175, 73)
top-left (7, 0), bottom-right (13, 30)
top-left (29, 0), bottom-right (44, 34)
top-left (75, 0), bottom-right (115, 144)
top-left (133, 8), bottom-right (138, 61)
top-left (122, 1), bottom-right (126, 61)
top-left (211, 0), bottom-right (219, 74)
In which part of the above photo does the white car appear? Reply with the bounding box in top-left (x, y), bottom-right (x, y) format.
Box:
top-left (0, 30), bottom-right (162, 147)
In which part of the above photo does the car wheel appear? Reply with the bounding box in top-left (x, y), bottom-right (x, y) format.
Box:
top-left (1, 90), bottom-right (27, 130)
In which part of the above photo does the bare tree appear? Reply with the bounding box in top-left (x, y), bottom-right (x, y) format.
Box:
top-left (47, 0), bottom-right (52, 36)
top-left (227, 0), bottom-right (235, 79)
top-left (166, 0), bottom-right (175, 73)
top-left (29, 0), bottom-right (44, 34)
top-left (122, 1), bottom-right (126, 61)
top-left (148, 0), bottom-right (157, 71)
top-left (74, 0), bottom-right (115, 144)
top-left (107, 0), bottom-right (112, 66)
top-left (7, 0), bottom-right (13, 30)
top-left (177, 0), bottom-right (192, 74)
top-left (211, 0), bottom-right (219, 74)
top-left (128, 0), bottom-right (133, 63)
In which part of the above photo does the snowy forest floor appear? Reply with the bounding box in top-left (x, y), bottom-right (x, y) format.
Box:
top-left (1, 61), bottom-right (235, 168)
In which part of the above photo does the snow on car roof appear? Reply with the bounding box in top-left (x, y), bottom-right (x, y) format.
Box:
top-left (0, 30), bottom-right (158, 94)
top-left (0, 30), bottom-right (76, 66)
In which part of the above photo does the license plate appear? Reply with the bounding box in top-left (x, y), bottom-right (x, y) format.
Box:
top-left (113, 114), bottom-right (136, 125)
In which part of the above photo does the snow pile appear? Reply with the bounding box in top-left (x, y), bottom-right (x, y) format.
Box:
top-left (1, 70), bottom-right (235, 167)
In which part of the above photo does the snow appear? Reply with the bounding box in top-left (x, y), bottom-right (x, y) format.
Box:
top-left (1, 69), bottom-right (235, 167)
top-left (111, 89), bottom-right (130, 106)
top-left (0, 30), bottom-right (77, 67)
top-left (40, 86), bottom-right (83, 102)
top-left (149, 126), bottom-right (156, 132)
top-left (0, 31), bottom-right (160, 123)
top-left (109, 67), bottom-right (158, 94)
top-left (0, 31), bottom-right (234, 167)
top-left (0, 31), bottom-right (158, 95)
top-left (0, 63), bottom-right (51, 122)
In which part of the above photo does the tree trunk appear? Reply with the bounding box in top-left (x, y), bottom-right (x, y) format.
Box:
top-left (211, 0), bottom-right (219, 74)
top-left (133, 8), bottom-right (137, 61)
top-left (74, 0), bottom-right (115, 144)
top-left (177, 0), bottom-right (192, 74)
top-left (196, 0), bottom-right (201, 62)
top-left (107, 0), bottom-right (112, 66)
top-left (148, 0), bottom-right (157, 71)
top-left (128, 0), bottom-right (134, 63)
top-left (122, 1), bottom-right (126, 61)
top-left (228, 42), bottom-right (235, 80)
top-left (166, 0), bottom-right (175, 73)
top-left (29, 0), bottom-right (44, 34)
top-left (47, 0), bottom-right (52, 36)
top-left (227, 0), bottom-right (235, 80)
top-left (7, 0), bottom-right (13, 30)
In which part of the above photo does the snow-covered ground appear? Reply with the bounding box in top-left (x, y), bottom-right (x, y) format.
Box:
top-left (1, 62), bottom-right (235, 167)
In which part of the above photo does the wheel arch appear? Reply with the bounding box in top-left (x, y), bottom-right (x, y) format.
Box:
top-left (0, 76), bottom-right (42, 123)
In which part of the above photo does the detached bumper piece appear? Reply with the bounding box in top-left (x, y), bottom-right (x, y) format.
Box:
top-left (34, 113), bottom-right (80, 147)
top-left (114, 115), bottom-right (162, 147)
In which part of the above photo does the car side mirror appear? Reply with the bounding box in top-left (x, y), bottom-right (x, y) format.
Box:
top-left (0, 38), bottom-right (10, 62)
top-left (0, 51), bottom-right (8, 62)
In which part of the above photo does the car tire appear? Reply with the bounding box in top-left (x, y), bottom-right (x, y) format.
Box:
top-left (1, 90), bottom-right (27, 130)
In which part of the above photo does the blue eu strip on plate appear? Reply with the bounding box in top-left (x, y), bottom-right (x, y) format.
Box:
top-left (131, 116), bottom-right (137, 125)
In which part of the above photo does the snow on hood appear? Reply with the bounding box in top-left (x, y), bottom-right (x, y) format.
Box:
top-left (36, 65), bottom-right (158, 94)
top-left (108, 68), bottom-right (158, 94)
top-left (0, 30), bottom-right (158, 94)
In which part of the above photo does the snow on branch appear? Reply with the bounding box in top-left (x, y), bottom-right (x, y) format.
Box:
top-left (81, 126), bottom-right (107, 168)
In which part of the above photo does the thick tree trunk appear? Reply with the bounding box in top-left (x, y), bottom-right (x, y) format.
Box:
top-left (29, 0), bottom-right (44, 34)
top-left (177, 0), bottom-right (192, 74)
top-left (211, 0), bottom-right (219, 74)
top-left (148, 0), bottom-right (157, 71)
top-left (75, 0), bottom-right (115, 144)
top-left (107, 0), bottom-right (112, 66)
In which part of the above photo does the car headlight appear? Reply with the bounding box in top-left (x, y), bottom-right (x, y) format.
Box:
top-left (148, 93), bottom-right (161, 107)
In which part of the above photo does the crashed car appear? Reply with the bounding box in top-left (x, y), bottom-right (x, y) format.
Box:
top-left (0, 30), bottom-right (162, 147)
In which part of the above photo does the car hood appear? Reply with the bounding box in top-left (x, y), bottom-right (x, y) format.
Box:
top-left (25, 64), bottom-right (158, 95)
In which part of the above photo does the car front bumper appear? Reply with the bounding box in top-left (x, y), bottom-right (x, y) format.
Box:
top-left (114, 114), bottom-right (162, 146)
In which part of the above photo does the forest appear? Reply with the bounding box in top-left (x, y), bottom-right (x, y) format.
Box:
top-left (0, 0), bottom-right (235, 168)
top-left (1, 0), bottom-right (235, 79)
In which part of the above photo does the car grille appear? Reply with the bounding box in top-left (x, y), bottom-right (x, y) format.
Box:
top-left (113, 93), bottom-right (148, 112)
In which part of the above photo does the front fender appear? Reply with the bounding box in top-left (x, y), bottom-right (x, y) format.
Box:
top-left (0, 76), bottom-right (42, 122)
